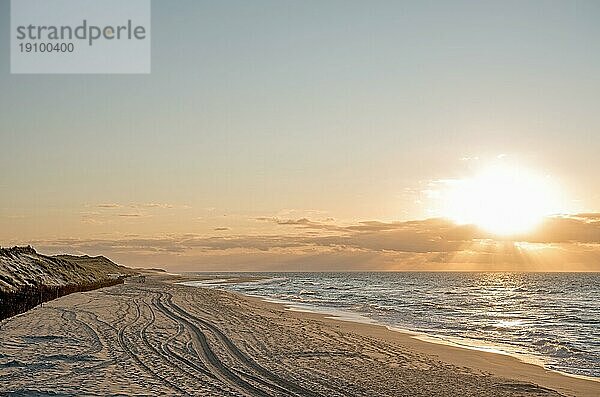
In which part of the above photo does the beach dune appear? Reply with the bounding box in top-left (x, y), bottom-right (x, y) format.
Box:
top-left (0, 274), bottom-right (597, 396)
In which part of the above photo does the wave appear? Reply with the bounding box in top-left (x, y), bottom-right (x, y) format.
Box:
top-left (191, 272), bottom-right (600, 379)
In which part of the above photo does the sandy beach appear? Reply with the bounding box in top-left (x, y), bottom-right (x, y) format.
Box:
top-left (0, 274), bottom-right (597, 397)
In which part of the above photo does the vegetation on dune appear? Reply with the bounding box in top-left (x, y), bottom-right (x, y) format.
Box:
top-left (0, 246), bottom-right (133, 320)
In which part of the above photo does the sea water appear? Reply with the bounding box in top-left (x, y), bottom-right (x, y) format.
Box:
top-left (184, 272), bottom-right (600, 379)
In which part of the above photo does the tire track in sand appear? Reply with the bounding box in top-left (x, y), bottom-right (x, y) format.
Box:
top-left (157, 291), bottom-right (325, 397)
top-left (116, 297), bottom-right (187, 395)
top-left (154, 292), bottom-right (277, 396)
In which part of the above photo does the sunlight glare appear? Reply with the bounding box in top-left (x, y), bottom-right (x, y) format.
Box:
top-left (444, 164), bottom-right (561, 236)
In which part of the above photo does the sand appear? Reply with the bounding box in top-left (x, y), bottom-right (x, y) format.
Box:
top-left (0, 274), bottom-right (597, 396)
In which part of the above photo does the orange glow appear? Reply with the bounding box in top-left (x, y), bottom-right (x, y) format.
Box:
top-left (443, 164), bottom-right (563, 236)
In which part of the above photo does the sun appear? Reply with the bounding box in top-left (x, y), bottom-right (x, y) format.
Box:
top-left (442, 163), bottom-right (561, 236)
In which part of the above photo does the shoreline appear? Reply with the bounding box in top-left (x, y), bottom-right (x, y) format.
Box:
top-left (179, 276), bottom-right (599, 396)
top-left (180, 277), bottom-right (600, 384)
top-left (1, 273), bottom-right (598, 396)
top-left (231, 290), bottom-right (599, 397)
top-left (263, 294), bottom-right (600, 384)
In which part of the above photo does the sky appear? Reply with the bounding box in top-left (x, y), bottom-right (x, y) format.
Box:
top-left (1, 0), bottom-right (599, 271)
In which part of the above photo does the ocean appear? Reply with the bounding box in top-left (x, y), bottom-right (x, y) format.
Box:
top-left (183, 272), bottom-right (600, 379)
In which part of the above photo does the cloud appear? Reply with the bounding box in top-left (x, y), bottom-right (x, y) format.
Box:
top-left (83, 202), bottom-right (183, 223)
top-left (95, 202), bottom-right (186, 210)
top-left (571, 213), bottom-right (600, 221)
top-left (25, 215), bottom-right (600, 272)
top-left (254, 217), bottom-right (277, 222)
top-left (276, 218), bottom-right (313, 225)
top-left (131, 203), bottom-right (175, 209)
top-left (255, 217), bottom-right (340, 231)
top-left (524, 215), bottom-right (600, 244)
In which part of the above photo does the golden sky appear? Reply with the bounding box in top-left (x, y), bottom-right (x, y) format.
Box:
top-left (1, 1), bottom-right (599, 271)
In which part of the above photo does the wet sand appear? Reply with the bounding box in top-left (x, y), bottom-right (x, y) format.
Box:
top-left (0, 273), bottom-right (597, 396)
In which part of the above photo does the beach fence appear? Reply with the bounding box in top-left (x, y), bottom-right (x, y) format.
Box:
top-left (0, 277), bottom-right (126, 321)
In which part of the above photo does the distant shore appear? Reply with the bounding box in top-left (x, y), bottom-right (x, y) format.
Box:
top-left (0, 272), bottom-right (597, 396)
